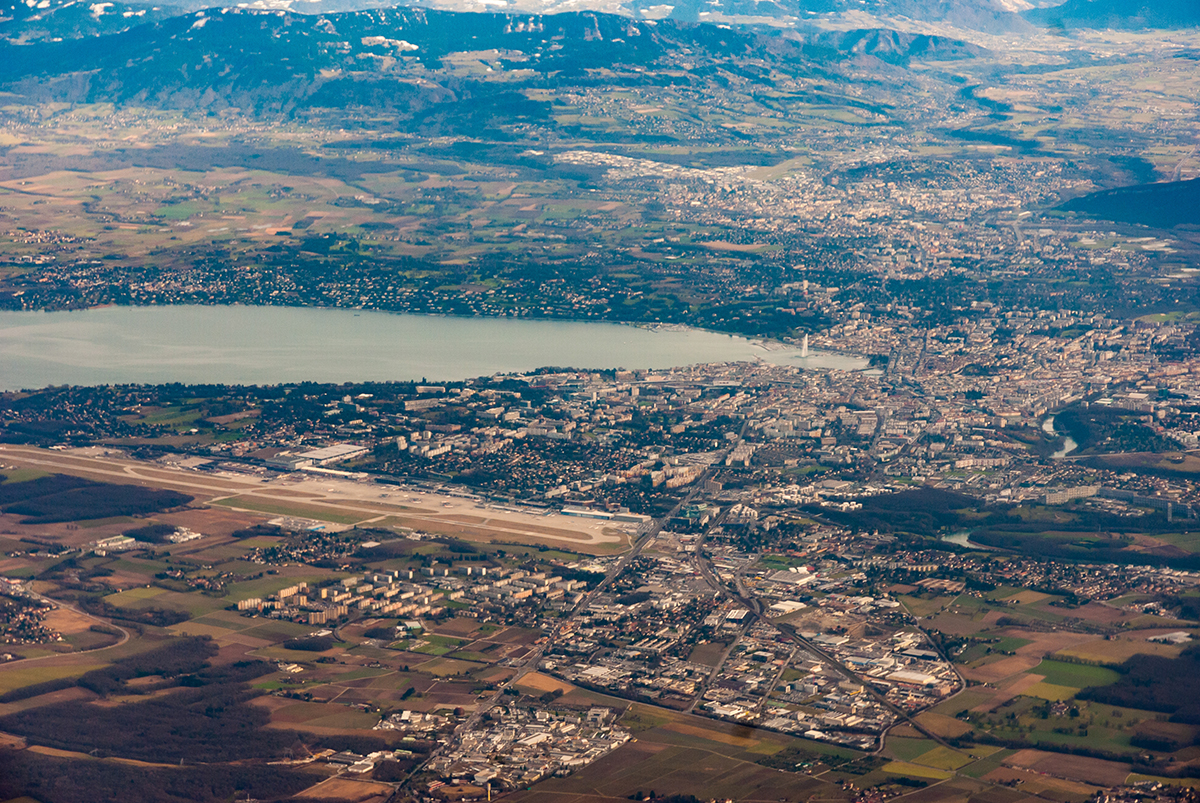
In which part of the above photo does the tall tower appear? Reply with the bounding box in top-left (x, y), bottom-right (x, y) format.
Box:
top-left (801, 334), bottom-right (809, 358)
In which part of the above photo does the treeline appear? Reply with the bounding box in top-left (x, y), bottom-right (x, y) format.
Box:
top-left (230, 523), bottom-right (286, 539)
top-left (1131, 733), bottom-right (1193, 752)
top-left (123, 523), bottom-right (179, 543)
top-left (0, 749), bottom-right (315, 803)
top-left (357, 532), bottom-right (491, 564)
top-left (37, 555), bottom-right (115, 584)
top-left (820, 483), bottom-right (1200, 571)
top-left (756, 746), bottom-right (877, 773)
top-left (1163, 595), bottom-right (1200, 621)
top-left (968, 530), bottom-right (1200, 572)
top-left (0, 668), bottom-right (290, 763)
top-left (0, 636), bottom-right (410, 767)
top-left (1077, 645), bottom-right (1200, 723)
top-left (0, 474), bottom-right (92, 504)
top-left (0, 636), bottom-right (219, 702)
top-left (947, 731), bottom-right (1196, 775)
top-left (553, 566), bottom-right (608, 585)
top-left (76, 594), bottom-right (189, 628)
top-left (0, 473), bottom-right (192, 523)
top-left (947, 732), bottom-right (1144, 767)
top-left (284, 636), bottom-right (336, 651)
top-left (816, 488), bottom-right (977, 537)
top-left (1055, 406), bottom-right (1180, 455)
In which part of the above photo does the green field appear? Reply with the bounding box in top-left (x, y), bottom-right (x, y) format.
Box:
top-left (975, 697), bottom-right (1168, 757)
top-left (336, 667), bottom-right (391, 681)
top-left (1034, 659), bottom-right (1120, 688)
top-left (1024, 681), bottom-right (1080, 701)
top-left (992, 636), bottom-right (1033, 652)
top-left (618, 705), bottom-right (674, 733)
top-left (887, 737), bottom-right (939, 762)
top-left (1152, 531), bottom-right (1200, 552)
top-left (958, 749), bottom-right (1015, 779)
top-left (911, 746), bottom-right (974, 770)
top-left (226, 573), bottom-right (345, 603)
top-left (448, 651), bottom-right (491, 663)
top-left (898, 595), bottom-right (951, 618)
top-left (423, 635), bottom-right (468, 648)
top-left (186, 614), bottom-right (249, 631)
top-left (210, 496), bottom-right (365, 525)
top-left (113, 589), bottom-right (226, 617)
top-left (106, 586), bottom-right (167, 605)
top-left (243, 621), bottom-right (317, 642)
top-left (0, 663), bottom-right (107, 695)
top-left (108, 557), bottom-right (172, 577)
top-left (0, 468), bottom-right (51, 484)
top-left (881, 761), bottom-right (953, 780)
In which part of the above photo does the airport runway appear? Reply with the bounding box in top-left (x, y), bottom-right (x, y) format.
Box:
top-left (0, 445), bottom-right (629, 550)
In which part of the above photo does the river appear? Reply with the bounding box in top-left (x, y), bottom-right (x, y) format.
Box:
top-left (1042, 415), bottom-right (1079, 459)
top-left (0, 305), bottom-right (869, 390)
top-left (940, 530), bottom-right (995, 551)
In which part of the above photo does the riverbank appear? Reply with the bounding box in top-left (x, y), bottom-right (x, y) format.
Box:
top-left (1042, 416), bottom-right (1079, 459)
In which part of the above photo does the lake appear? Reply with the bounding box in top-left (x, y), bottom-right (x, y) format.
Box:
top-left (0, 305), bottom-right (868, 389)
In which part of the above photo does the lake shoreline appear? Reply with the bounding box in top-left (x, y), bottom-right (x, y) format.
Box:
top-left (0, 304), bottom-right (868, 390)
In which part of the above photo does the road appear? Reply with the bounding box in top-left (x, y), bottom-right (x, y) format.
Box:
top-left (394, 448), bottom-right (729, 795)
top-left (685, 508), bottom-right (958, 753)
top-left (0, 589), bottom-right (131, 673)
top-left (696, 554), bottom-right (959, 753)
top-left (772, 621), bottom-right (957, 752)
top-left (1172, 143), bottom-right (1198, 182)
top-left (687, 532), bottom-right (959, 753)
top-left (7, 439), bottom-right (960, 763)
top-left (684, 619), bottom-right (750, 714)
top-left (393, 421), bottom-right (758, 796)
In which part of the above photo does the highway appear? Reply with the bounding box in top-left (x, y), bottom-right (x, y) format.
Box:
top-left (683, 495), bottom-right (958, 752)
top-left (393, 427), bottom-right (743, 795)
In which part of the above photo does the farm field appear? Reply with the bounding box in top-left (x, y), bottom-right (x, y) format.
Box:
top-left (1, 6), bottom-right (1200, 803)
top-left (901, 581), bottom-right (1200, 783)
top-left (0, 456), bottom-right (637, 793)
top-left (505, 728), bottom-right (848, 803)
top-left (0, 450), bottom-right (1195, 803)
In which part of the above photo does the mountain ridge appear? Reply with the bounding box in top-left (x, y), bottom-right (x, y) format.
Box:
top-left (1060, 178), bottom-right (1200, 229)
top-left (0, 6), bottom-right (983, 114)
top-left (0, 0), bottom-right (1041, 43)
top-left (1025, 0), bottom-right (1200, 30)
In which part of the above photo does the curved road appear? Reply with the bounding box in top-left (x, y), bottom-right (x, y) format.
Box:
top-left (0, 590), bottom-right (131, 674)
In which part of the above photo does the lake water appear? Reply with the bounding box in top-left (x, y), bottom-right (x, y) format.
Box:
top-left (0, 305), bottom-right (868, 389)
